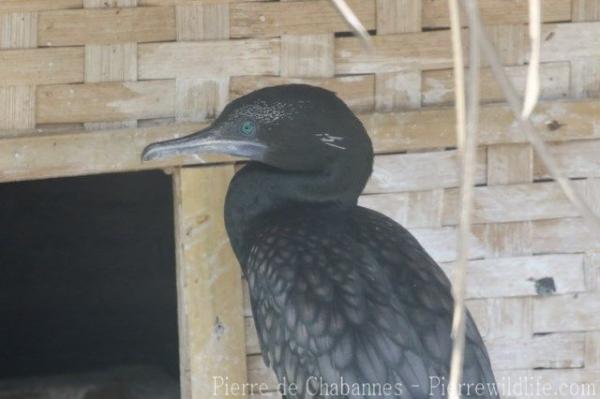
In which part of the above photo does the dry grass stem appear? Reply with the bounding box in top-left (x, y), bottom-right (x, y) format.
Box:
top-left (447, 1), bottom-right (482, 398)
top-left (329, 0), bottom-right (374, 52)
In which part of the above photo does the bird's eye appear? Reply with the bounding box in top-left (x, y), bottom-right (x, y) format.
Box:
top-left (240, 120), bottom-right (256, 136)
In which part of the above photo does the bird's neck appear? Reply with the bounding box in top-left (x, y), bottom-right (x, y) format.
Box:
top-left (224, 154), bottom-right (372, 266)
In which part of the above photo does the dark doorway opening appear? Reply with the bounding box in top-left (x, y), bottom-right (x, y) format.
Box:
top-left (0, 171), bottom-right (179, 397)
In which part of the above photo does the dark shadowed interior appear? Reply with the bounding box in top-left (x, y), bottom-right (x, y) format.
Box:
top-left (0, 171), bottom-right (179, 382)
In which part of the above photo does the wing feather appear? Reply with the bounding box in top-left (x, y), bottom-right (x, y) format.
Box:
top-left (245, 207), bottom-right (497, 399)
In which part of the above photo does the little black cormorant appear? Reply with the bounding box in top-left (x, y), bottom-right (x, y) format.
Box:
top-left (142, 85), bottom-right (498, 399)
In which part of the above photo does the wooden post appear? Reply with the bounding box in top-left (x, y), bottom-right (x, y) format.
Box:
top-left (173, 165), bottom-right (247, 399)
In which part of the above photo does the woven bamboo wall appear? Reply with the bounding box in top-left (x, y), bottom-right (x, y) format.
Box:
top-left (2, 0), bottom-right (600, 398)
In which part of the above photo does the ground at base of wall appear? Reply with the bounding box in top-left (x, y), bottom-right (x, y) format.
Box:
top-left (0, 365), bottom-right (179, 399)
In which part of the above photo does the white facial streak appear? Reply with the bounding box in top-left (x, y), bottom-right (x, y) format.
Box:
top-left (314, 133), bottom-right (347, 150)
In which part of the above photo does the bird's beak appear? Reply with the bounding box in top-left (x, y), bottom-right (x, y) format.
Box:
top-left (142, 125), bottom-right (266, 162)
top-left (141, 125), bottom-right (221, 162)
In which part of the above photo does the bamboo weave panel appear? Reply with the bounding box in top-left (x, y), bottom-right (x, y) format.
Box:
top-left (1, 0), bottom-right (600, 397)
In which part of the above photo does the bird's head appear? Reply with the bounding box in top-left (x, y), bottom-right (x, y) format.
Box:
top-left (142, 84), bottom-right (372, 172)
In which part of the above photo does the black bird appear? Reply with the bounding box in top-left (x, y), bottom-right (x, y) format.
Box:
top-left (142, 85), bottom-right (497, 399)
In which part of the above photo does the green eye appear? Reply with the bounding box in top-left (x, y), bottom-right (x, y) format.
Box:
top-left (240, 120), bottom-right (256, 136)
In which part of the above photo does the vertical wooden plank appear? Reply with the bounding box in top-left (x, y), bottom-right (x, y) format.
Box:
top-left (583, 178), bottom-right (600, 217)
top-left (176, 4), bottom-right (229, 41)
top-left (0, 85), bottom-right (35, 130)
top-left (375, 0), bottom-right (422, 111)
top-left (280, 33), bottom-right (335, 78)
top-left (570, 59), bottom-right (600, 98)
top-left (0, 12), bottom-right (37, 130)
top-left (173, 166), bottom-right (247, 399)
top-left (376, 0), bottom-right (421, 34)
top-left (585, 331), bottom-right (600, 369)
top-left (0, 12), bottom-right (37, 48)
top-left (174, 4), bottom-right (230, 123)
top-left (375, 71), bottom-right (421, 111)
top-left (176, 78), bottom-right (228, 122)
top-left (478, 144), bottom-right (533, 257)
top-left (584, 251), bottom-right (600, 290)
top-left (570, 1), bottom-right (600, 99)
top-left (83, 0), bottom-right (138, 129)
top-left (84, 43), bottom-right (137, 83)
top-left (486, 24), bottom-right (528, 65)
top-left (406, 189), bottom-right (444, 227)
top-left (487, 143), bottom-right (533, 185)
top-left (572, 0), bottom-right (600, 21)
top-left (473, 221), bottom-right (533, 258)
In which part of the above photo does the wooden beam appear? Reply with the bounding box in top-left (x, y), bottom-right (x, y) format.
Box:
top-left (532, 217), bottom-right (600, 255)
top-left (466, 297), bottom-right (533, 340)
top-left (230, 0), bottom-right (375, 38)
top-left (363, 140), bottom-right (600, 195)
top-left (230, 75), bottom-right (375, 112)
top-left (439, 254), bottom-right (586, 299)
top-left (0, 123), bottom-right (233, 183)
top-left (0, 47), bottom-right (84, 85)
top-left (422, 62), bottom-right (570, 106)
top-left (540, 22), bottom-right (600, 62)
top-left (365, 148), bottom-right (487, 194)
top-left (363, 99), bottom-right (600, 153)
top-left (422, 0), bottom-right (570, 29)
top-left (32, 72), bottom-right (600, 130)
top-left (335, 22), bottom-right (600, 74)
top-left (173, 165), bottom-right (247, 399)
top-left (334, 29), bottom-right (456, 75)
top-left (140, 0), bottom-right (260, 4)
top-left (139, 0), bottom-right (568, 37)
top-left (37, 80), bottom-right (175, 124)
top-left (534, 292), bottom-right (600, 333)
top-left (33, 75), bottom-right (376, 125)
top-left (38, 7), bottom-right (176, 46)
top-left (138, 39), bottom-right (280, 79)
top-left (534, 139), bottom-right (600, 179)
top-left (2, 99), bottom-right (600, 183)
top-left (360, 189), bottom-right (445, 229)
top-left (442, 180), bottom-right (596, 225)
top-left (0, 0), bottom-right (82, 13)
top-left (401, 217), bottom-right (600, 264)
top-left (474, 332), bottom-right (585, 370)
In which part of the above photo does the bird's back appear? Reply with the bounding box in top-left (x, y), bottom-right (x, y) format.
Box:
top-left (244, 205), bottom-right (498, 399)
